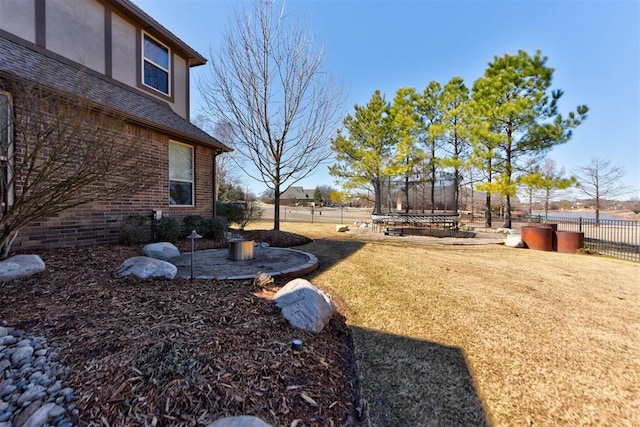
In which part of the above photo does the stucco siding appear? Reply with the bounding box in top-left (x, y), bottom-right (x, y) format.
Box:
top-left (172, 54), bottom-right (188, 118)
top-left (0, 0), bottom-right (35, 43)
top-left (110, 11), bottom-right (137, 87)
top-left (45, 0), bottom-right (105, 73)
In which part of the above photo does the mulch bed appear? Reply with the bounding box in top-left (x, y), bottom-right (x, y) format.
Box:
top-left (0, 230), bottom-right (362, 426)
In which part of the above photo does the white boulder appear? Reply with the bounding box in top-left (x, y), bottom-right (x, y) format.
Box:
top-left (207, 416), bottom-right (273, 427)
top-left (504, 233), bottom-right (525, 248)
top-left (274, 278), bottom-right (335, 333)
top-left (0, 255), bottom-right (45, 281)
top-left (142, 242), bottom-right (180, 260)
top-left (115, 256), bottom-right (177, 279)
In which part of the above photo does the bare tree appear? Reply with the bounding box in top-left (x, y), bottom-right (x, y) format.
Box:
top-left (574, 158), bottom-right (628, 224)
top-left (0, 77), bottom-right (152, 258)
top-left (200, 0), bottom-right (344, 230)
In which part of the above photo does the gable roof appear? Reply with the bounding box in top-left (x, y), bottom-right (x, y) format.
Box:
top-left (281, 187), bottom-right (315, 200)
top-left (0, 35), bottom-right (231, 152)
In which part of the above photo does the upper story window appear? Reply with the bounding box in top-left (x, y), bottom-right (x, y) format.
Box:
top-left (142, 33), bottom-right (170, 95)
top-left (0, 91), bottom-right (14, 207)
top-left (169, 141), bottom-right (193, 206)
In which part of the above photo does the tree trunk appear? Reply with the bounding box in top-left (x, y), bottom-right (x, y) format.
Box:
top-left (485, 192), bottom-right (492, 228)
top-left (0, 229), bottom-right (19, 260)
top-left (373, 179), bottom-right (383, 215)
top-left (504, 194), bottom-right (512, 228)
top-left (273, 184), bottom-right (281, 231)
top-left (544, 189), bottom-right (550, 221)
top-left (404, 175), bottom-right (410, 213)
top-left (453, 169), bottom-right (460, 215)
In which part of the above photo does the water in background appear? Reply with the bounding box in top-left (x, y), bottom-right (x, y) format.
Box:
top-left (531, 211), bottom-right (621, 221)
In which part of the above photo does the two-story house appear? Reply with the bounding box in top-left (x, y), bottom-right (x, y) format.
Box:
top-left (0, 0), bottom-right (231, 251)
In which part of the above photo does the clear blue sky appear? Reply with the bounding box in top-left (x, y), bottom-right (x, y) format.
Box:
top-left (133, 0), bottom-right (640, 200)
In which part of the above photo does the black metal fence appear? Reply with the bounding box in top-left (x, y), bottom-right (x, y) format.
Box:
top-left (463, 213), bottom-right (640, 262)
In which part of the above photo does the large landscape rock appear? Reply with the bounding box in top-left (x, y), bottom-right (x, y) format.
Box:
top-left (274, 278), bottom-right (335, 333)
top-left (0, 255), bottom-right (45, 281)
top-left (335, 224), bottom-right (349, 232)
top-left (142, 242), bottom-right (180, 260)
top-left (504, 233), bottom-right (525, 248)
top-left (114, 256), bottom-right (177, 279)
top-left (207, 416), bottom-right (273, 427)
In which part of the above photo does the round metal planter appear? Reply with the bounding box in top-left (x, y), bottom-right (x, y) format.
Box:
top-left (228, 240), bottom-right (255, 261)
top-left (521, 226), bottom-right (554, 251)
top-left (555, 231), bottom-right (585, 254)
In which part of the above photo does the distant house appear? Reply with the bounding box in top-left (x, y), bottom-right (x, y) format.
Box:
top-left (280, 186), bottom-right (316, 206)
top-left (0, 0), bottom-right (232, 251)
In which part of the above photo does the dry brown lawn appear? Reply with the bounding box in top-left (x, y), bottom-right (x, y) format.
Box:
top-left (248, 221), bottom-right (640, 426)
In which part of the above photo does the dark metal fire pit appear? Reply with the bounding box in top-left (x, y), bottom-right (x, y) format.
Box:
top-left (228, 240), bottom-right (255, 261)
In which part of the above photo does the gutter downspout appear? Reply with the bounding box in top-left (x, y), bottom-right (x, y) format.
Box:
top-left (212, 151), bottom-right (219, 218)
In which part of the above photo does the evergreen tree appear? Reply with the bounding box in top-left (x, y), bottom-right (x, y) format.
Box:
top-left (389, 87), bottom-right (424, 213)
top-left (471, 50), bottom-right (588, 228)
top-left (330, 90), bottom-right (394, 214)
top-left (416, 81), bottom-right (443, 212)
top-left (436, 77), bottom-right (471, 214)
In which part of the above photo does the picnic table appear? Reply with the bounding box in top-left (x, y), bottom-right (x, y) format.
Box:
top-left (371, 212), bottom-right (460, 236)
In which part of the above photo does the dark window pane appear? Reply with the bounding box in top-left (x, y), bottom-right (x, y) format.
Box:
top-left (170, 181), bottom-right (192, 205)
top-left (143, 35), bottom-right (169, 69)
top-left (144, 62), bottom-right (169, 94)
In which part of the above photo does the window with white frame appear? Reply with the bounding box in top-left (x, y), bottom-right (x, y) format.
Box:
top-left (142, 33), bottom-right (170, 95)
top-left (169, 141), bottom-right (193, 206)
top-left (0, 91), bottom-right (13, 207)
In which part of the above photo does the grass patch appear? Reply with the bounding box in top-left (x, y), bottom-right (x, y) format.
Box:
top-left (252, 221), bottom-right (640, 426)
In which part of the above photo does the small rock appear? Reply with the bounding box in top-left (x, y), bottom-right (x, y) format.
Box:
top-left (22, 402), bottom-right (56, 427)
top-left (13, 399), bottom-right (42, 427)
top-left (11, 346), bottom-right (34, 366)
top-left (335, 224), bottom-right (349, 232)
top-left (0, 380), bottom-right (17, 397)
top-left (1, 335), bottom-right (17, 345)
top-left (47, 404), bottom-right (65, 418)
top-left (494, 227), bottom-right (512, 234)
top-left (47, 381), bottom-right (62, 394)
top-left (0, 327), bottom-right (7, 338)
top-left (207, 416), bottom-right (273, 427)
top-left (17, 385), bottom-right (46, 407)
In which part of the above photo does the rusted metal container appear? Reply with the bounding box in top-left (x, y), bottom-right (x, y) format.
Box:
top-left (525, 223), bottom-right (558, 250)
top-left (555, 231), bottom-right (585, 254)
top-left (521, 226), bottom-right (554, 251)
top-left (228, 240), bottom-right (255, 261)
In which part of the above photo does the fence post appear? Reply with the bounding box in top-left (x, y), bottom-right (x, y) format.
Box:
top-left (579, 217), bottom-right (582, 232)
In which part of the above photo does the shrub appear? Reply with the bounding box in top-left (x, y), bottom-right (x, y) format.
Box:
top-left (217, 201), bottom-right (262, 229)
top-left (155, 217), bottom-right (180, 242)
top-left (182, 215), bottom-right (204, 238)
top-left (200, 217), bottom-right (228, 239)
top-left (120, 215), bottom-right (151, 245)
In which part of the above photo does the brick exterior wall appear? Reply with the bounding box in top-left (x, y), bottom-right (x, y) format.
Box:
top-left (10, 104), bottom-right (216, 253)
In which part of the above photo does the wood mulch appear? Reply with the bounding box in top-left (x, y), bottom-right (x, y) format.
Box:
top-left (0, 230), bottom-right (363, 426)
